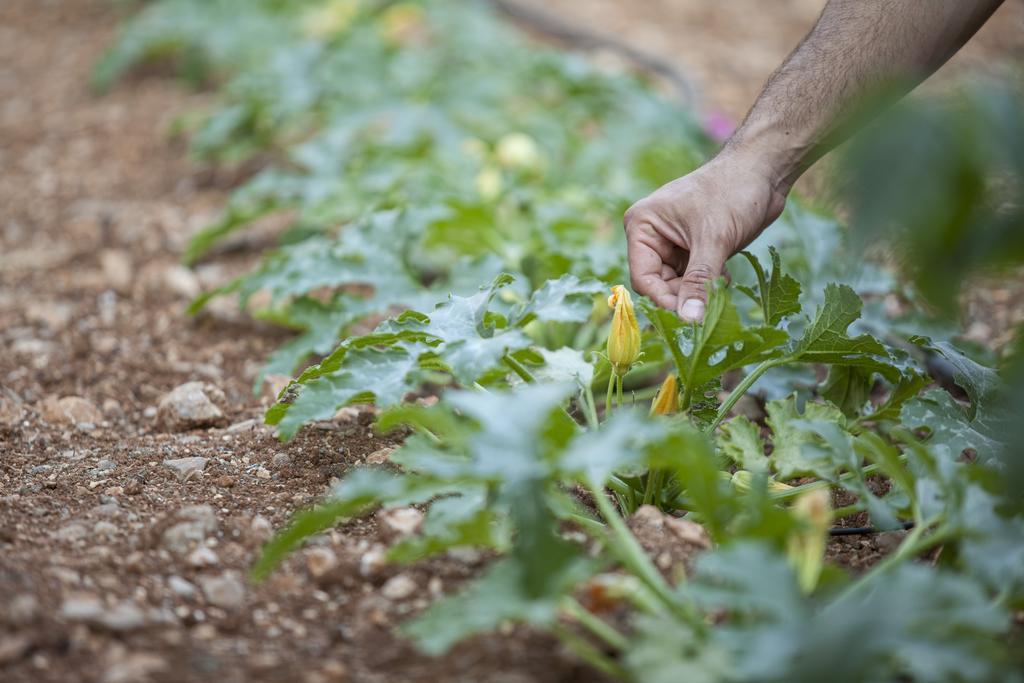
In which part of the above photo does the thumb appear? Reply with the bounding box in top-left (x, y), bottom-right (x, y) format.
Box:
top-left (676, 245), bottom-right (727, 322)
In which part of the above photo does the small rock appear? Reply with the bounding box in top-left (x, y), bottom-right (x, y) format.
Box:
top-left (99, 249), bottom-right (133, 292)
top-left (92, 502), bottom-right (122, 517)
top-left (250, 515), bottom-right (273, 540)
top-left (96, 602), bottom-right (147, 631)
top-left (60, 595), bottom-right (104, 622)
top-left (5, 595), bottom-right (39, 625)
top-left (163, 456), bottom-right (209, 481)
top-left (167, 576), bottom-right (198, 598)
top-left (102, 398), bottom-right (124, 419)
top-left (156, 382), bottom-right (227, 432)
top-left (377, 507), bottom-right (424, 539)
top-left (334, 406), bottom-right (361, 422)
top-left (60, 596), bottom-right (144, 631)
top-left (55, 522), bottom-right (88, 542)
top-left (199, 572), bottom-right (246, 610)
top-left (215, 475), bottom-right (236, 488)
top-left (876, 530), bottom-right (908, 554)
top-left (0, 634), bottom-right (32, 665)
top-left (226, 419), bottom-right (258, 433)
top-left (359, 544), bottom-right (387, 577)
top-left (381, 574), bottom-right (417, 601)
top-left (366, 447), bottom-right (394, 465)
top-left (0, 396), bottom-right (25, 429)
top-left (262, 374), bottom-right (292, 401)
top-left (102, 652), bottom-right (168, 683)
top-left (40, 396), bottom-right (102, 427)
top-left (25, 300), bottom-right (72, 331)
top-left (162, 264), bottom-right (201, 299)
top-left (446, 546), bottom-right (482, 564)
top-left (162, 505), bottom-right (218, 555)
top-left (305, 547), bottom-right (339, 579)
top-left (96, 458), bottom-right (117, 472)
top-left (255, 466), bottom-right (271, 480)
top-left (187, 546), bottom-right (219, 567)
top-left (94, 521), bottom-right (118, 538)
top-left (271, 452), bottom-right (292, 468)
top-left (628, 505), bottom-right (710, 578)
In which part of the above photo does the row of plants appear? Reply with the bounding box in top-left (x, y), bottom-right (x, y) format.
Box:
top-left (102, 1), bottom-right (1024, 680)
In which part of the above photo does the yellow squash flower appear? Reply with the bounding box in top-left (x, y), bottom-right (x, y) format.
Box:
top-left (379, 3), bottom-right (426, 45)
top-left (786, 488), bottom-right (831, 593)
top-left (606, 285), bottom-right (641, 376)
top-left (650, 374), bottom-right (679, 416)
top-left (495, 132), bottom-right (543, 171)
top-left (301, 0), bottom-right (359, 39)
top-left (730, 470), bottom-right (794, 494)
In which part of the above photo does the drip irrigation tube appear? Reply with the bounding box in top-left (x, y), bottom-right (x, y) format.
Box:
top-left (828, 521), bottom-right (915, 536)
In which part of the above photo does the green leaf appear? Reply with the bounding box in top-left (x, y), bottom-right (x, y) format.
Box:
top-left (388, 487), bottom-right (508, 563)
top-left (625, 614), bottom-right (735, 683)
top-left (525, 347), bottom-right (595, 386)
top-left (911, 337), bottom-right (1001, 420)
top-left (640, 284), bottom-right (788, 392)
top-left (561, 410), bottom-right (667, 484)
top-left (740, 246), bottom-right (802, 325)
top-left (901, 390), bottom-right (1002, 461)
top-left (717, 416), bottom-right (767, 472)
top-left (402, 552), bottom-right (595, 655)
top-left (765, 397), bottom-right (847, 479)
top-left (820, 365), bottom-right (874, 418)
top-left (269, 347), bottom-right (424, 440)
top-left (791, 284), bottom-right (894, 376)
top-left (511, 274), bottom-right (604, 326)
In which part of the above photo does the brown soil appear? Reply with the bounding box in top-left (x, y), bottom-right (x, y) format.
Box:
top-left (1, 2), bottom-right (1018, 682)
top-left (0, 2), bottom-right (597, 681)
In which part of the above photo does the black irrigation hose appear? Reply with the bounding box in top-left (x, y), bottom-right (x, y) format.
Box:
top-left (828, 521), bottom-right (915, 536)
top-left (486, 0), bottom-right (701, 106)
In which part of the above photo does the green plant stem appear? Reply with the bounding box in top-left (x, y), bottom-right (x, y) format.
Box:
top-left (607, 475), bottom-right (633, 499)
top-left (605, 373), bottom-right (616, 417)
top-left (616, 374), bottom-right (624, 408)
top-left (503, 354), bottom-right (536, 384)
top-left (587, 481), bottom-right (692, 623)
top-left (642, 469), bottom-right (665, 508)
top-left (679, 380), bottom-right (695, 413)
top-left (830, 503), bottom-right (863, 521)
top-left (768, 462), bottom-right (887, 502)
top-left (551, 624), bottom-right (630, 680)
top-left (706, 358), bottom-right (779, 433)
top-left (567, 511), bottom-right (606, 534)
top-left (583, 385), bottom-right (600, 430)
top-left (562, 598), bottom-right (629, 651)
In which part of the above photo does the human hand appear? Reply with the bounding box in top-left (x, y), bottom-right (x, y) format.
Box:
top-left (623, 152), bottom-right (789, 321)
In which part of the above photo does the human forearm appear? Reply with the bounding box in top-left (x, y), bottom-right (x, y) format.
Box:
top-left (723, 0), bottom-right (1004, 192)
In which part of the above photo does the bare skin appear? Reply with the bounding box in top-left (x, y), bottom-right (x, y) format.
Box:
top-left (625, 0), bottom-right (1005, 321)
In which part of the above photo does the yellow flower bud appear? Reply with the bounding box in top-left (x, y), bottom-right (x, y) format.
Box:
top-left (475, 167), bottom-right (502, 201)
top-left (302, 0), bottom-right (360, 39)
top-left (495, 132), bottom-right (543, 171)
top-left (650, 374), bottom-right (679, 416)
top-left (786, 488), bottom-right (831, 593)
top-left (730, 470), bottom-right (794, 494)
top-left (606, 285), bottom-right (641, 376)
top-left (379, 3), bottom-right (426, 45)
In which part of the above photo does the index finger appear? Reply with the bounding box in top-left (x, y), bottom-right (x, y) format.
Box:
top-left (627, 238), bottom-right (678, 311)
